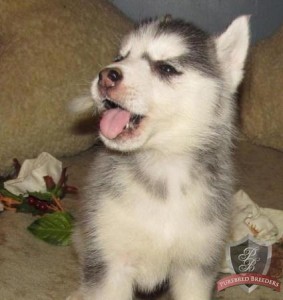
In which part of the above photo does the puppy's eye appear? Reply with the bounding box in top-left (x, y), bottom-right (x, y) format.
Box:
top-left (155, 62), bottom-right (181, 77)
top-left (159, 64), bottom-right (176, 74)
top-left (113, 55), bottom-right (124, 63)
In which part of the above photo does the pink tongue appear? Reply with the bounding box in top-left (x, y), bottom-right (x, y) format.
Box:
top-left (100, 108), bottom-right (131, 139)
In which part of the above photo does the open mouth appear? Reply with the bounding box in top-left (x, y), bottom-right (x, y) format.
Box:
top-left (99, 99), bottom-right (144, 140)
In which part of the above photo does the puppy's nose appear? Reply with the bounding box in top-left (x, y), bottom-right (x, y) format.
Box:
top-left (98, 67), bottom-right (123, 94)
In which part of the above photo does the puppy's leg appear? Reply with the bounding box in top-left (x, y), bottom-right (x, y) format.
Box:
top-left (170, 267), bottom-right (215, 300)
top-left (68, 263), bottom-right (134, 300)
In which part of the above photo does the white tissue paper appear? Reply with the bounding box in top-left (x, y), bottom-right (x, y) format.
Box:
top-left (4, 152), bottom-right (62, 196)
top-left (231, 190), bottom-right (283, 243)
top-left (221, 189), bottom-right (283, 273)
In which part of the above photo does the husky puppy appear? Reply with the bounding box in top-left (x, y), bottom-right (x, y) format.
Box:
top-left (68, 15), bottom-right (249, 300)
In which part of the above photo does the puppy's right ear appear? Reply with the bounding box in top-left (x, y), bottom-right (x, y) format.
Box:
top-left (68, 95), bottom-right (94, 113)
top-left (215, 15), bottom-right (250, 92)
top-left (160, 14), bottom-right (173, 23)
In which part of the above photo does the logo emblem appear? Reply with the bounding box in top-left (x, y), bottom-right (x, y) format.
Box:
top-left (227, 235), bottom-right (272, 293)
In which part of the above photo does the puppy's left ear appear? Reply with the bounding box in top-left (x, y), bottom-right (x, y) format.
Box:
top-left (215, 15), bottom-right (250, 92)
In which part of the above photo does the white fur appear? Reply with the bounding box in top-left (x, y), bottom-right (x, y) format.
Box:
top-left (72, 157), bottom-right (224, 300)
top-left (68, 16), bottom-right (250, 300)
top-left (216, 15), bottom-right (250, 91)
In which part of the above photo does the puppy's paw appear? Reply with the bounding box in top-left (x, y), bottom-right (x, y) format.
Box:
top-left (66, 290), bottom-right (84, 300)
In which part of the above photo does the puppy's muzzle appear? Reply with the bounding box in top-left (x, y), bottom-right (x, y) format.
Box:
top-left (98, 67), bottom-right (123, 97)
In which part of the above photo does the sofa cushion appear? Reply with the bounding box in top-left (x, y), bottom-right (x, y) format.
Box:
top-left (0, 0), bottom-right (132, 175)
top-left (240, 24), bottom-right (283, 151)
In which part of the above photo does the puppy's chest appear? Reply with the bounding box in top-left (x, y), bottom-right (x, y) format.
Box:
top-left (96, 158), bottom-right (213, 270)
top-left (130, 157), bottom-right (192, 200)
top-left (122, 161), bottom-right (204, 241)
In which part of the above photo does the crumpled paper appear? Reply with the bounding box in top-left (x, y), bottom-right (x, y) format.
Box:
top-left (221, 189), bottom-right (283, 273)
top-left (230, 190), bottom-right (283, 243)
top-left (4, 152), bottom-right (62, 195)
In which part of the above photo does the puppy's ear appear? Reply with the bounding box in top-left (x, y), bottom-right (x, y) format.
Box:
top-left (215, 15), bottom-right (250, 92)
top-left (68, 95), bottom-right (94, 113)
top-left (160, 14), bottom-right (172, 23)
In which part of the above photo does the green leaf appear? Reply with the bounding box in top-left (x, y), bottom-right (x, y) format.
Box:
top-left (28, 191), bottom-right (53, 202)
top-left (0, 188), bottom-right (23, 202)
top-left (27, 212), bottom-right (74, 246)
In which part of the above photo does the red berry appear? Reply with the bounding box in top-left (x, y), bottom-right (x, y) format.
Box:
top-left (28, 196), bottom-right (37, 206)
top-left (35, 202), bottom-right (41, 209)
top-left (39, 203), bottom-right (48, 211)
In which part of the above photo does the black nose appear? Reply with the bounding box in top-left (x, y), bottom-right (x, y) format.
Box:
top-left (108, 68), bottom-right (122, 82)
top-left (98, 67), bottom-right (123, 88)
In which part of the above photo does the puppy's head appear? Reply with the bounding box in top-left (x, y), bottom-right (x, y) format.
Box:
top-left (87, 16), bottom-right (249, 153)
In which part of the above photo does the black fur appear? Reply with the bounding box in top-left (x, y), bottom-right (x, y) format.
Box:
top-left (83, 249), bottom-right (107, 286)
top-left (156, 19), bottom-right (219, 77)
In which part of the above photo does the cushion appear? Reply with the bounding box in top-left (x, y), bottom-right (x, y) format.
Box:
top-left (239, 24), bottom-right (283, 151)
top-left (0, 0), bottom-right (132, 175)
